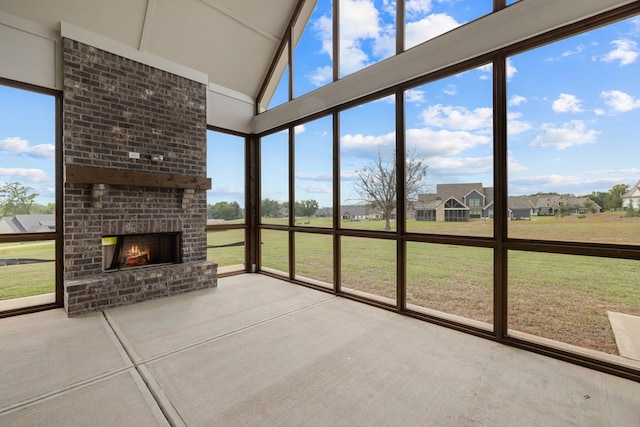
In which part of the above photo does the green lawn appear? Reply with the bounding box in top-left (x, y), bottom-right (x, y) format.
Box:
top-left (0, 241), bottom-right (55, 300)
top-left (255, 213), bottom-right (640, 355)
top-left (4, 213), bottom-right (640, 356)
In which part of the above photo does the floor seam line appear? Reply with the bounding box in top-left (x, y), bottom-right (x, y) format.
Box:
top-left (139, 295), bottom-right (339, 365)
top-left (0, 367), bottom-right (132, 415)
top-left (101, 311), bottom-right (185, 427)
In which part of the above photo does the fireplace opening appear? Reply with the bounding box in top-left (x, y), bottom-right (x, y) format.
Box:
top-left (102, 232), bottom-right (182, 271)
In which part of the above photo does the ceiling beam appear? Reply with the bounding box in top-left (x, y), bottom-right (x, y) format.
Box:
top-left (139, 0), bottom-right (156, 51)
top-left (199, 0), bottom-right (280, 43)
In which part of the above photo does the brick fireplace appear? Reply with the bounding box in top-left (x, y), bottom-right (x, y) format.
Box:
top-left (62, 38), bottom-right (217, 316)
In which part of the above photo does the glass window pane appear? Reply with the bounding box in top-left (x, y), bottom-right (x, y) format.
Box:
top-left (406, 65), bottom-right (493, 237)
top-left (261, 229), bottom-right (289, 275)
top-left (295, 232), bottom-right (333, 288)
top-left (341, 236), bottom-right (395, 304)
top-left (207, 130), bottom-right (245, 224)
top-left (508, 251), bottom-right (640, 357)
top-left (294, 116), bottom-right (333, 228)
top-left (0, 240), bottom-right (55, 303)
top-left (404, 1), bottom-right (492, 51)
top-left (207, 229), bottom-right (245, 273)
top-left (261, 131), bottom-right (289, 225)
top-left (269, 65), bottom-right (289, 110)
top-left (0, 85), bottom-right (56, 233)
top-left (340, 97), bottom-right (396, 231)
top-left (508, 16), bottom-right (640, 245)
top-left (406, 242), bottom-right (493, 328)
top-left (339, 0), bottom-right (395, 78)
top-left (294, 0), bottom-right (333, 97)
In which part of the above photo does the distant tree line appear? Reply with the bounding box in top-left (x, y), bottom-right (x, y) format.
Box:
top-left (207, 201), bottom-right (244, 221)
top-left (260, 198), bottom-right (319, 218)
top-left (0, 182), bottom-right (54, 216)
top-left (583, 184), bottom-right (629, 211)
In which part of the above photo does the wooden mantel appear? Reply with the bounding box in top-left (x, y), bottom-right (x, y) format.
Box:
top-left (66, 165), bottom-right (211, 190)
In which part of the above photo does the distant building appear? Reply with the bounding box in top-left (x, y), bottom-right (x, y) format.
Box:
top-left (0, 214), bottom-right (55, 233)
top-left (317, 205), bottom-right (382, 221)
top-left (415, 184), bottom-right (600, 222)
top-left (622, 180), bottom-right (640, 209)
top-left (415, 183), bottom-right (493, 222)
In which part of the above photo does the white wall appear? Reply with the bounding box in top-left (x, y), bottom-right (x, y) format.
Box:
top-left (0, 12), bottom-right (254, 134)
top-left (0, 11), bottom-right (60, 89)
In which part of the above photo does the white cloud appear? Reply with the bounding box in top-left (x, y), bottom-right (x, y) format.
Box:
top-left (209, 187), bottom-right (244, 198)
top-left (336, 0), bottom-right (384, 74)
top-left (552, 93), bottom-right (584, 113)
top-left (299, 183), bottom-right (333, 194)
top-left (406, 127), bottom-right (491, 157)
top-left (529, 120), bottom-right (598, 150)
top-left (442, 84), bottom-right (457, 96)
top-left (309, 65), bottom-right (332, 87)
top-left (506, 58), bottom-right (518, 80)
top-left (561, 43), bottom-right (586, 58)
top-left (405, 13), bottom-right (461, 50)
top-left (601, 90), bottom-right (640, 112)
top-left (507, 112), bottom-right (533, 136)
top-left (0, 168), bottom-right (49, 183)
top-left (478, 59), bottom-right (517, 81)
top-left (631, 17), bottom-right (640, 35)
top-left (0, 137), bottom-right (55, 160)
top-left (509, 173), bottom-right (640, 196)
top-left (427, 155), bottom-right (493, 175)
top-left (508, 157), bottom-right (528, 172)
top-left (405, 89), bottom-right (426, 104)
top-left (421, 104), bottom-right (492, 131)
top-left (508, 95), bottom-right (527, 107)
top-left (295, 172), bottom-right (332, 181)
top-left (405, 0), bottom-right (433, 17)
top-left (340, 131), bottom-right (396, 156)
top-left (294, 124), bottom-right (306, 134)
top-left (602, 39), bottom-right (639, 66)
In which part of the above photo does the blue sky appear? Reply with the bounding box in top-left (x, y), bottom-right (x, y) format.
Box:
top-left (2, 1), bottom-right (640, 211)
top-left (0, 85), bottom-right (56, 205)
top-left (253, 1), bottom-right (640, 208)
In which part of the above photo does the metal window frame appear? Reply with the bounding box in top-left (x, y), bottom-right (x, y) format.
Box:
top-left (0, 78), bottom-right (63, 318)
top-left (254, 2), bottom-right (640, 382)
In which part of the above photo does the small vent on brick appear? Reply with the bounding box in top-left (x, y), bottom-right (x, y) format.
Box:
top-left (102, 232), bottom-right (181, 271)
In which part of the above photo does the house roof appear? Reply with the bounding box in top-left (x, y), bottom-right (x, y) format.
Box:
top-left (623, 180), bottom-right (640, 199)
top-left (508, 196), bottom-right (534, 210)
top-left (436, 183), bottom-right (483, 203)
top-left (0, 214), bottom-right (55, 233)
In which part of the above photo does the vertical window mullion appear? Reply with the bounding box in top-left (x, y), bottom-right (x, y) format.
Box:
top-left (493, 54), bottom-right (508, 341)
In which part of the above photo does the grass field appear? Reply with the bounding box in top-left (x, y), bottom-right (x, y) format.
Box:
top-left (256, 212), bottom-right (640, 355)
top-left (0, 241), bottom-right (55, 300)
top-left (3, 213), bottom-right (639, 356)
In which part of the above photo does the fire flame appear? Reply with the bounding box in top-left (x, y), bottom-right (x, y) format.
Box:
top-left (124, 245), bottom-right (151, 266)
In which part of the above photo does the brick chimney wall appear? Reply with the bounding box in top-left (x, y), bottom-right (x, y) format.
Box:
top-left (62, 38), bottom-right (216, 315)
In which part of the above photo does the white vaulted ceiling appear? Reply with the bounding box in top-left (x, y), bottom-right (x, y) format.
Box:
top-left (0, 0), bottom-right (299, 101)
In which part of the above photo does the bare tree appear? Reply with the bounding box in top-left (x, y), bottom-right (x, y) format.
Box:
top-left (353, 148), bottom-right (427, 231)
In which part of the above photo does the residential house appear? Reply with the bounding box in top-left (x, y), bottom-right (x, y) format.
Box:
top-left (530, 195), bottom-right (600, 216)
top-left (415, 183), bottom-right (494, 222)
top-left (622, 180), bottom-right (640, 209)
top-left (0, 214), bottom-right (55, 234)
top-left (416, 185), bottom-right (600, 222)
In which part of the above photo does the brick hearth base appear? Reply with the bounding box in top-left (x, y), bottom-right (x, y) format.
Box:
top-left (64, 261), bottom-right (217, 316)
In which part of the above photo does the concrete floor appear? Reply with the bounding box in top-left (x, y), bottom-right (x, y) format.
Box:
top-left (2, 274), bottom-right (640, 426)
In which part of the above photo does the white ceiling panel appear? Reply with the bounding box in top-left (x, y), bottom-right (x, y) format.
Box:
top-left (0, 0), bottom-right (299, 100)
top-left (0, 0), bottom-right (148, 48)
